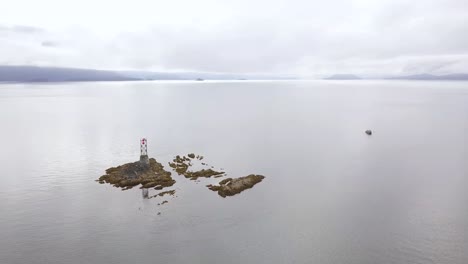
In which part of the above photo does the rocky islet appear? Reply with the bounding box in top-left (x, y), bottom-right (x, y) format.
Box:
top-left (98, 152), bottom-right (265, 202)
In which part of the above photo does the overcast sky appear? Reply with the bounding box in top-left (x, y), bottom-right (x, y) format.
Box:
top-left (1, 0), bottom-right (467, 77)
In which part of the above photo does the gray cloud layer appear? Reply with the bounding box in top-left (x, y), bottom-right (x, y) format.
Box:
top-left (1, 0), bottom-right (467, 77)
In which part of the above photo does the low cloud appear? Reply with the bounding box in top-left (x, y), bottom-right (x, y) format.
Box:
top-left (0, 0), bottom-right (468, 77)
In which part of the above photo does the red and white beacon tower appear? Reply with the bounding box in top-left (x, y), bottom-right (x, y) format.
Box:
top-left (140, 138), bottom-right (149, 164)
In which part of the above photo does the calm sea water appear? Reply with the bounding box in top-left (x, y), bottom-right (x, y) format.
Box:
top-left (0, 80), bottom-right (467, 264)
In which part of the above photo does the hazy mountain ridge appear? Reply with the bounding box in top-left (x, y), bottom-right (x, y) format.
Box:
top-left (0, 66), bottom-right (138, 82)
top-left (386, 73), bottom-right (468, 80)
top-left (0, 65), bottom-right (294, 82)
top-left (2, 66), bottom-right (468, 83)
top-left (324, 74), bottom-right (361, 80)
top-left (323, 73), bottom-right (468, 81)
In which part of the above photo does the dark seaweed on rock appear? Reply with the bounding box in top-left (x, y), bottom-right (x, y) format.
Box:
top-left (207, 174), bottom-right (265, 197)
top-left (149, 190), bottom-right (176, 199)
top-left (156, 190), bottom-right (176, 197)
top-left (168, 154), bottom-right (224, 180)
top-left (168, 155), bottom-right (191, 174)
top-left (158, 200), bottom-right (168, 205)
top-left (97, 158), bottom-right (175, 190)
top-left (184, 169), bottom-right (224, 180)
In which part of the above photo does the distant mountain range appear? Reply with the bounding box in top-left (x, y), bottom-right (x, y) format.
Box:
top-left (0, 65), bottom-right (294, 83)
top-left (386, 73), bottom-right (468, 80)
top-left (1, 66), bottom-right (468, 83)
top-left (0, 66), bottom-right (137, 82)
top-left (323, 73), bottom-right (468, 81)
top-left (324, 74), bottom-right (361, 80)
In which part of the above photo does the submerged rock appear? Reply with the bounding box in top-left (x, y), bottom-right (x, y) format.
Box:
top-left (97, 158), bottom-right (175, 190)
top-left (207, 174), bottom-right (265, 198)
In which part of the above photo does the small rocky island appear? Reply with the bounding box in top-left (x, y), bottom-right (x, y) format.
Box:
top-left (97, 157), bottom-right (175, 190)
top-left (206, 175), bottom-right (265, 197)
top-left (97, 139), bottom-right (266, 202)
top-left (97, 138), bottom-right (175, 190)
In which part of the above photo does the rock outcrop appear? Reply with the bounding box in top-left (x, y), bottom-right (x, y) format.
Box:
top-left (168, 154), bottom-right (224, 180)
top-left (97, 158), bottom-right (175, 190)
top-left (207, 174), bottom-right (265, 197)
